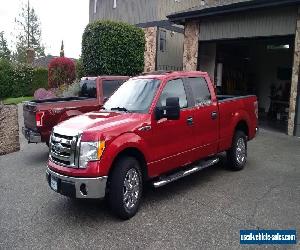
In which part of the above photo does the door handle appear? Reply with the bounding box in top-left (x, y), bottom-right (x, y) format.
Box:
top-left (187, 117), bottom-right (194, 125)
top-left (211, 111), bottom-right (218, 120)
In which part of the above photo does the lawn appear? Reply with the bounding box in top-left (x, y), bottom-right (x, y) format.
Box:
top-left (2, 96), bottom-right (33, 105)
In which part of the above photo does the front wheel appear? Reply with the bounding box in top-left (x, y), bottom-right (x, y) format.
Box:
top-left (108, 156), bottom-right (143, 219)
top-left (227, 130), bottom-right (247, 171)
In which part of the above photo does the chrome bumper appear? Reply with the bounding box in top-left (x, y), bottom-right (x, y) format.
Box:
top-left (46, 168), bottom-right (108, 199)
top-left (22, 127), bottom-right (41, 143)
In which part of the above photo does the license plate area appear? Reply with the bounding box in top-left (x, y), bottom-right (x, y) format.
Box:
top-left (50, 176), bottom-right (58, 191)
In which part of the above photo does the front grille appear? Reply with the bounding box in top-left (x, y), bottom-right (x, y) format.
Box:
top-left (49, 131), bottom-right (79, 168)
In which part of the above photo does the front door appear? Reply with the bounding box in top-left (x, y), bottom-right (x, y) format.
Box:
top-left (148, 78), bottom-right (195, 176)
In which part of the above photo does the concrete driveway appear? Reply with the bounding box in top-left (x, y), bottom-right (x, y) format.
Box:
top-left (0, 105), bottom-right (299, 249)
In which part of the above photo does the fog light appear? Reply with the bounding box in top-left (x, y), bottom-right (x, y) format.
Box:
top-left (80, 183), bottom-right (87, 196)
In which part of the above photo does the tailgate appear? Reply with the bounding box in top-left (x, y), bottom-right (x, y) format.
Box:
top-left (23, 102), bottom-right (37, 130)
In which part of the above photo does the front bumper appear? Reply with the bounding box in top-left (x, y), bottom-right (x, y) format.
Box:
top-left (22, 127), bottom-right (41, 143)
top-left (46, 168), bottom-right (108, 199)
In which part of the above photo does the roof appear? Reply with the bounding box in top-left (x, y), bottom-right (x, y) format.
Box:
top-left (167, 0), bottom-right (300, 24)
top-left (32, 55), bottom-right (57, 68)
top-left (32, 55), bottom-right (77, 68)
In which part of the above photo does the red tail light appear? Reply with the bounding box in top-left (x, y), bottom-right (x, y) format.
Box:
top-left (254, 101), bottom-right (258, 119)
top-left (36, 111), bottom-right (45, 127)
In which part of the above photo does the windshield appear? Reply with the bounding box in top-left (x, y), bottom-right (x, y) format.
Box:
top-left (103, 78), bottom-right (160, 113)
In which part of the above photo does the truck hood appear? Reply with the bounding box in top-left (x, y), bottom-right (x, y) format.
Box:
top-left (54, 111), bottom-right (148, 140)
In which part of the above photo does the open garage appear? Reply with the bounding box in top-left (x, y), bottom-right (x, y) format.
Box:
top-left (199, 36), bottom-right (294, 132)
top-left (168, 0), bottom-right (300, 136)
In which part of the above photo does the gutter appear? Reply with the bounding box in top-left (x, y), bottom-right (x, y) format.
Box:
top-left (167, 0), bottom-right (300, 24)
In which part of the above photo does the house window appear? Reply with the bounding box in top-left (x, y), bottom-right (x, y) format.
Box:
top-left (159, 30), bottom-right (166, 52)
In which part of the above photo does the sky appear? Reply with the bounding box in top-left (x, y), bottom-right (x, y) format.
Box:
top-left (0, 0), bottom-right (89, 59)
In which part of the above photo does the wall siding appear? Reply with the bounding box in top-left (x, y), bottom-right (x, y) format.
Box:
top-left (199, 6), bottom-right (298, 41)
top-left (90, 0), bottom-right (207, 24)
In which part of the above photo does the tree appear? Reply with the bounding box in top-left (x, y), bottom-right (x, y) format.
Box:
top-left (14, 0), bottom-right (45, 63)
top-left (0, 31), bottom-right (11, 60)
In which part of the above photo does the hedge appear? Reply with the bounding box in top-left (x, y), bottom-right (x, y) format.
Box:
top-left (0, 59), bottom-right (48, 99)
top-left (82, 20), bottom-right (145, 76)
top-left (31, 67), bottom-right (48, 94)
top-left (0, 59), bottom-right (14, 98)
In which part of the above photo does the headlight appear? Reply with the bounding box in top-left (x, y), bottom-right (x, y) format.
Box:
top-left (79, 141), bottom-right (105, 168)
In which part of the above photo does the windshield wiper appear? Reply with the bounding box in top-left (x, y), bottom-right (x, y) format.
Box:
top-left (110, 107), bottom-right (129, 112)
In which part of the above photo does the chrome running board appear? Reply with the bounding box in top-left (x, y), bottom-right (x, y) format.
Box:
top-left (152, 157), bottom-right (219, 188)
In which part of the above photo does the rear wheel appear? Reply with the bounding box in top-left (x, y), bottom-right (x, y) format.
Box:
top-left (227, 130), bottom-right (247, 171)
top-left (108, 156), bottom-right (143, 219)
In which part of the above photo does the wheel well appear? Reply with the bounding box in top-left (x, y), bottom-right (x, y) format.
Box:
top-left (235, 120), bottom-right (249, 137)
top-left (108, 147), bottom-right (148, 181)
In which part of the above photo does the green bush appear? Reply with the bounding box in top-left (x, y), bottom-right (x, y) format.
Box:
top-left (12, 63), bottom-right (33, 97)
top-left (0, 60), bottom-right (48, 99)
top-left (31, 67), bottom-right (48, 94)
top-left (75, 57), bottom-right (85, 79)
top-left (0, 59), bottom-right (14, 98)
top-left (82, 20), bottom-right (145, 76)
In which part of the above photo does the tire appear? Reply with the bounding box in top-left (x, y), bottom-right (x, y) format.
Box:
top-left (227, 130), bottom-right (247, 171)
top-left (108, 156), bottom-right (143, 219)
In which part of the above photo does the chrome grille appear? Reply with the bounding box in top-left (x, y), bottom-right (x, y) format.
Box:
top-left (49, 131), bottom-right (79, 168)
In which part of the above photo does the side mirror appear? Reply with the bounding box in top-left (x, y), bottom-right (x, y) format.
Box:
top-left (165, 97), bottom-right (180, 120)
top-left (155, 97), bottom-right (180, 120)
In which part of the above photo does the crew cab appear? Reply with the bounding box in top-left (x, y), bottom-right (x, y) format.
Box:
top-left (46, 71), bottom-right (258, 219)
top-left (22, 76), bottom-right (128, 145)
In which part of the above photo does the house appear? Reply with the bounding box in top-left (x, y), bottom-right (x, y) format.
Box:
top-left (167, 0), bottom-right (300, 136)
top-left (89, 0), bottom-right (207, 72)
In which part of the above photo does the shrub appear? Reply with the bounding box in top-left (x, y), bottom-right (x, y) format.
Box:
top-left (48, 57), bottom-right (76, 88)
top-left (0, 61), bottom-right (49, 99)
top-left (12, 63), bottom-right (33, 97)
top-left (61, 81), bottom-right (80, 97)
top-left (31, 67), bottom-right (48, 95)
top-left (0, 60), bottom-right (33, 98)
top-left (0, 59), bottom-right (14, 99)
top-left (75, 58), bottom-right (85, 79)
top-left (82, 20), bottom-right (145, 76)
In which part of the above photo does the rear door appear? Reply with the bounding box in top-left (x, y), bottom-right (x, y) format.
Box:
top-left (184, 77), bottom-right (219, 159)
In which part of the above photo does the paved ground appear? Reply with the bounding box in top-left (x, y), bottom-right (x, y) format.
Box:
top-left (0, 105), bottom-right (299, 249)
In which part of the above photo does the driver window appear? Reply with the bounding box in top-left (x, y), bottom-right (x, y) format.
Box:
top-left (158, 79), bottom-right (187, 109)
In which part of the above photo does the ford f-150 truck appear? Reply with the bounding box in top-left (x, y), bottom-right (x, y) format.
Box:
top-left (22, 76), bottom-right (128, 145)
top-left (46, 71), bottom-right (258, 219)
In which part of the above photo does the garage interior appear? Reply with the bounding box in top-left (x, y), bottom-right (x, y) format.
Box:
top-left (199, 36), bottom-right (294, 133)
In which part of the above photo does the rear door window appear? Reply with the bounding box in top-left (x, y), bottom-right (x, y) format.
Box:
top-left (185, 77), bottom-right (211, 106)
top-left (79, 79), bottom-right (96, 98)
top-left (103, 80), bottom-right (126, 99)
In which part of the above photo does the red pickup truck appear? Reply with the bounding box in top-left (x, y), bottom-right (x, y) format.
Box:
top-left (22, 76), bottom-right (128, 145)
top-left (46, 71), bottom-right (258, 219)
